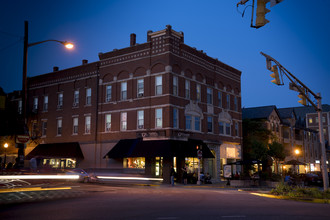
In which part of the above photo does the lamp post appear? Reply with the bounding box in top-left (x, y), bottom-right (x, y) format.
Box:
top-left (20, 21), bottom-right (74, 166)
top-left (295, 149), bottom-right (300, 174)
top-left (4, 143), bottom-right (8, 167)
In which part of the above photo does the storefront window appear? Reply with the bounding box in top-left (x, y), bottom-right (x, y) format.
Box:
top-left (123, 157), bottom-right (145, 169)
top-left (185, 157), bottom-right (202, 174)
top-left (42, 158), bottom-right (77, 169)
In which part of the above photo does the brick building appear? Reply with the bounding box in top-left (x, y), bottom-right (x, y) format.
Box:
top-left (24, 25), bottom-right (242, 182)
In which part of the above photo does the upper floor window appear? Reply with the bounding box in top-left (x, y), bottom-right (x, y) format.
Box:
top-left (33, 97), bottom-right (38, 112)
top-left (85, 116), bottom-right (91, 134)
top-left (121, 82), bottom-right (127, 100)
top-left (207, 88), bottom-right (212, 105)
top-left (74, 90), bottom-right (79, 106)
top-left (196, 84), bottom-right (201, 102)
top-left (42, 120), bottom-right (47, 136)
top-left (226, 122), bottom-right (231, 135)
top-left (308, 118), bottom-right (313, 124)
top-left (218, 91), bottom-right (222, 108)
top-left (105, 114), bottom-right (111, 132)
top-left (58, 93), bottom-right (63, 109)
top-left (185, 115), bottom-right (201, 132)
top-left (137, 110), bottom-right (144, 129)
top-left (185, 80), bottom-right (190, 99)
top-left (219, 122), bottom-right (230, 135)
top-left (73, 117), bottom-right (78, 135)
top-left (106, 85), bottom-right (112, 102)
top-left (155, 76), bottom-right (162, 95)
top-left (219, 122), bottom-right (224, 135)
top-left (57, 118), bottom-right (62, 136)
top-left (137, 79), bottom-right (144, 97)
top-left (226, 94), bottom-right (230, 110)
top-left (234, 97), bottom-right (238, 111)
top-left (155, 108), bottom-right (162, 128)
top-left (173, 108), bottom-right (178, 128)
top-left (121, 112), bottom-right (127, 131)
top-left (86, 88), bottom-right (92, 105)
top-left (43, 96), bottom-right (48, 111)
top-left (235, 122), bottom-right (239, 136)
top-left (173, 76), bottom-right (178, 96)
top-left (207, 116), bottom-right (213, 133)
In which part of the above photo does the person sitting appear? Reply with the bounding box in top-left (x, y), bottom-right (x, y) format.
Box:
top-left (204, 173), bottom-right (212, 184)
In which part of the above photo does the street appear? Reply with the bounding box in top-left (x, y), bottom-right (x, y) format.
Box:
top-left (1, 182), bottom-right (330, 220)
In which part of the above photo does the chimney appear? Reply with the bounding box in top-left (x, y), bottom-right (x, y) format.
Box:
top-left (130, 33), bottom-right (136, 46)
top-left (53, 66), bottom-right (59, 72)
top-left (82, 59), bottom-right (88, 65)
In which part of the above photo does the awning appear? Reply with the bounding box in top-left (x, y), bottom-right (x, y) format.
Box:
top-left (26, 142), bottom-right (84, 160)
top-left (226, 160), bottom-right (262, 165)
top-left (283, 159), bottom-right (306, 165)
top-left (104, 138), bottom-right (214, 159)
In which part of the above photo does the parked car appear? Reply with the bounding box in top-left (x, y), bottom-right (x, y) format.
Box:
top-left (66, 168), bottom-right (91, 183)
top-left (299, 173), bottom-right (322, 186)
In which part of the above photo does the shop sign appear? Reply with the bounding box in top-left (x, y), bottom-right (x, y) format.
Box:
top-left (16, 135), bottom-right (30, 143)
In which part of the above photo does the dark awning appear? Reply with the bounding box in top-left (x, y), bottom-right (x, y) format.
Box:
top-left (226, 160), bottom-right (262, 165)
top-left (104, 138), bottom-right (214, 159)
top-left (26, 142), bottom-right (84, 160)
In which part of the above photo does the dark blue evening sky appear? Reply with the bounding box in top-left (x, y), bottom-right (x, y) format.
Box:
top-left (1, 0), bottom-right (329, 108)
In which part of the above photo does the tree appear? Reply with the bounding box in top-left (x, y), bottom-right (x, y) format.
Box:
top-left (268, 141), bottom-right (286, 174)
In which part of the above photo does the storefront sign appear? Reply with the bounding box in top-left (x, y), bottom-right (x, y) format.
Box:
top-left (16, 135), bottom-right (30, 144)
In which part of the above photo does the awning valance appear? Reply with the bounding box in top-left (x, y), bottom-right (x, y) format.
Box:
top-left (26, 142), bottom-right (84, 160)
top-left (104, 139), bottom-right (214, 159)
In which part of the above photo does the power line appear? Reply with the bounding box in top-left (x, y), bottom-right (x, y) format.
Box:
top-left (0, 39), bottom-right (23, 52)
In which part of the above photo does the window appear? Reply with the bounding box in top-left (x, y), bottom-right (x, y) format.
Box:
top-left (173, 108), bottom-right (178, 128)
top-left (74, 90), bottom-right (79, 106)
top-left (185, 80), bottom-right (190, 99)
top-left (85, 116), bottom-right (91, 134)
top-left (33, 97), bottom-right (38, 111)
top-left (86, 88), bottom-right (91, 105)
top-left (186, 115), bottom-right (201, 131)
top-left (18, 100), bottom-right (22, 114)
top-left (218, 91), bottom-right (222, 107)
top-left (121, 112), bottom-right (127, 131)
top-left (322, 116), bottom-right (326, 123)
top-left (105, 114), bottom-right (111, 132)
top-left (309, 118), bottom-right (313, 124)
top-left (207, 88), bottom-right (212, 104)
top-left (42, 121), bottom-right (47, 136)
top-left (194, 117), bottom-right (201, 131)
top-left (124, 157), bottom-right (145, 169)
top-left (43, 96), bottom-right (48, 111)
top-left (173, 76), bottom-right (178, 96)
top-left (207, 116), bottom-right (213, 133)
top-left (226, 94), bottom-right (230, 109)
top-left (137, 79), bottom-right (144, 97)
top-left (73, 117), bottom-right (78, 135)
top-left (57, 118), bottom-right (62, 136)
top-left (235, 122), bottom-right (239, 136)
top-left (121, 82), bottom-right (127, 100)
top-left (219, 122), bottom-right (224, 135)
top-left (106, 85), bottom-right (112, 102)
top-left (155, 76), bottom-right (162, 95)
top-left (58, 93), bottom-right (63, 109)
top-left (196, 84), bottom-right (201, 102)
top-left (137, 110), bottom-right (144, 129)
top-left (234, 97), bottom-right (238, 111)
top-left (186, 115), bottom-right (192, 130)
top-left (155, 108), bottom-right (162, 128)
top-left (226, 123), bottom-right (231, 135)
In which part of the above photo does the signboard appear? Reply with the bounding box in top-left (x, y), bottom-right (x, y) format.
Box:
top-left (224, 165), bottom-right (232, 178)
top-left (16, 135), bottom-right (30, 144)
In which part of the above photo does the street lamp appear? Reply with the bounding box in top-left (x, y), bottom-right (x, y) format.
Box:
top-left (294, 149), bottom-right (300, 174)
top-left (3, 143), bottom-right (8, 167)
top-left (19, 20), bottom-right (74, 166)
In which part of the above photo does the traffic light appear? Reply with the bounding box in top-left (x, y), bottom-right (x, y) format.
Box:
top-left (298, 93), bottom-right (307, 106)
top-left (270, 65), bottom-right (281, 85)
top-left (256, 0), bottom-right (270, 28)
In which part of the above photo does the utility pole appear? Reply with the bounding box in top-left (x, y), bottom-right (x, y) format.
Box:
top-left (260, 52), bottom-right (329, 191)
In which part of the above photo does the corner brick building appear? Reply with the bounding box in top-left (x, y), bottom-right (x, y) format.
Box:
top-left (25, 25), bottom-right (242, 183)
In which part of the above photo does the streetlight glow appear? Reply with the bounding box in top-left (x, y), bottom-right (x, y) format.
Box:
top-left (295, 149), bottom-right (300, 155)
top-left (64, 42), bottom-right (74, 49)
top-left (4, 143), bottom-right (8, 148)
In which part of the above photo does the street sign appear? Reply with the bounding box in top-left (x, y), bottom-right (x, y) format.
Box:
top-left (16, 135), bottom-right (30, 144)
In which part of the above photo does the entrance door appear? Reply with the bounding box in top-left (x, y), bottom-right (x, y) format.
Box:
top-left (155, 157), bottom-right (163, 177)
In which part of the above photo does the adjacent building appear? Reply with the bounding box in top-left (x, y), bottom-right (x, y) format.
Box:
top-left (21, 25), bottom-right (242, 183)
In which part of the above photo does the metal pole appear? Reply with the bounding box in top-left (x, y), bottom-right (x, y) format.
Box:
top-left (197, 158), bottom-right (201, 185)
top-left (317, 94), bottom-right (329, 190)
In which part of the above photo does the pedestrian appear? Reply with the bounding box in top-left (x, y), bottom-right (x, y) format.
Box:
top-left (170, 166), bottom-right (175, 186)
top-left (30, 157), bottom-right (37, 173)
top-left (182, 166), bottom-right (188, 185)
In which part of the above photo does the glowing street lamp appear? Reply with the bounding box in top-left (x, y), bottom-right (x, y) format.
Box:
top-left (294, 149), bottom-right (300, 156)
top-left (3, 143), bottom-right (8, 167)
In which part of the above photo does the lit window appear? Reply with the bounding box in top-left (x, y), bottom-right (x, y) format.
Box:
top-left (196, 84), bottom-right (201, 102)
top-left (124, 157), bottom-right (145, 169)
top-left (33, 97), bottom-right (38, 111)
top-left (185, 80), bottom-right (190, 99)
top-left (207, 88), bottom-right (212, 104)
top-left (173, 76), bottom-right (178, 96)
top-left (106, 85), bottom-right (112, 102)
top-left (137, 79), bottom-right (144, 97)
top-left (73, 117), bottom-right (78, 135)
top-left (173, 108), bottom-right (178, 128)
top-left (155, 76), bottom-right (162, 95)
top-left (105, 114), bottom-right (111, 132)
top-left (85, 116), bottom-right (91, 134)
top-left (121, 112), bottom-right (127, 131)
top-left (86, 88), bottom-right (91, 105)
top-left (121, 82), bottom-right (127, 100)
top-left (57, 118), bottom-right (62, 136)
top-left (137, 110), bottom-right (144, 129)
top-left (155, 108), bottom-right (162, 128)
top-left (43, 96), bottom-right (48, 111)
top-left (309, 118), bottom-right (313, 124)
top-left (207, 116), bottom-right (213, 133)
